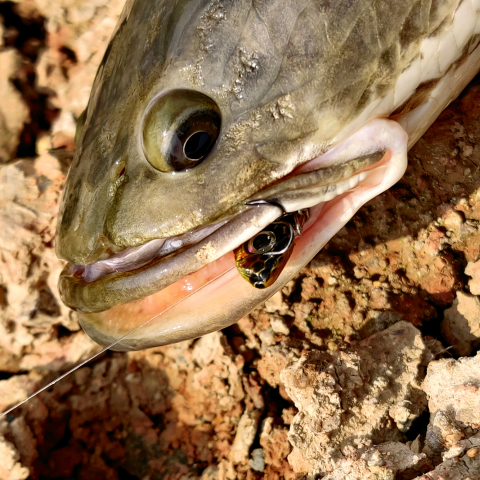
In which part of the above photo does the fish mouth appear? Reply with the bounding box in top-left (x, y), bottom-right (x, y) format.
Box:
top-left (59, 121), bottom-right (408, 351)
top-left (59, 152), bottom-right (383, 312)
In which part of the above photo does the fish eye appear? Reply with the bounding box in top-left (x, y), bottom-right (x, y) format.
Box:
top-left (142, 90), bottom-right (221, 172)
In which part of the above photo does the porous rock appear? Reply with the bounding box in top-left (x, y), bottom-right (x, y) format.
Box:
top-left (7, 416), bottom-right (38, 470)
top-left (0, 432), bottom-right (29, 480)
top-left (322, 442), bottom-right (431, 480)
top-left (0, 372), bottom-right (43, 414)
top-left (441, 291), bottom-right (480, 356)
top-left (412, 447), bottom-right (480, 479)
top-left (281, 321), bottom-right (431, 476)
top-left (422, 354), bottom-right (480, 462)
top-left (465, 259), bottom-right (480, 295)
top-left (257, 343), bottom-right (296, 388)
top-left (0, 155), bottom-right (97, 367)
top-left (260, 417), bottom-right (291, 468)
top-left (34, 0), bottom-right (125, 148)
top-left (270, 313), bottom-right (290, 335)
top-left (0, 49), bottom-right (29, 163)
top-left (249, 448), bottom-right (265, 472)
top-left (229, 409), bottom-right (261, 464)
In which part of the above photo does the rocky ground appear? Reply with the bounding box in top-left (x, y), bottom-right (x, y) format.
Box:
top-left (0, 1), bottom-right (480, 479)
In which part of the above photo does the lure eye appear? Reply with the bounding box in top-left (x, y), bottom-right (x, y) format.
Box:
top-left (142, 90), bottom-right (221, 172)
top-left (248, 231), bottom-right (277, 254)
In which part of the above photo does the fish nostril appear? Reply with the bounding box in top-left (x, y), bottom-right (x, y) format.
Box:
top-left (113, 163), bottom-right (126, 182)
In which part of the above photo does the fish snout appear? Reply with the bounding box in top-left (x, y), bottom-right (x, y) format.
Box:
top-left (56, 153), bottom-right (130, 265)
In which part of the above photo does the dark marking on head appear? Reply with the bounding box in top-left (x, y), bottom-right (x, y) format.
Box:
top-left (391, 78), bottom-right (440, 118)
top-left (59, 178), bottom-right (82, 236)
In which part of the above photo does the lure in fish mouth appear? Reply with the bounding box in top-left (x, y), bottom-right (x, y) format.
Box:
top-left (56, 0), bottom-right (480, 351)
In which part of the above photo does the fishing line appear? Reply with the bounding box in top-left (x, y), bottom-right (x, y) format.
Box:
top-left (0, 171), bottom-right (376, 417)
top-left (1, 201), bottom-right (287, 417)
top-left (0, 264), bottom-right (238, 418)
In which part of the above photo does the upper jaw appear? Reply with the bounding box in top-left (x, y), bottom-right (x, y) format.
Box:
top-left (73, 216), bottom-right (231, 283)
top-left (58, 203), bottom-right (282, 313)
top-left (58, 152), bottom-right (384, 314)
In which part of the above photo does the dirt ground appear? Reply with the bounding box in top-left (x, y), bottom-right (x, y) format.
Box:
top-left (0, 2), bottom-right (480, 479)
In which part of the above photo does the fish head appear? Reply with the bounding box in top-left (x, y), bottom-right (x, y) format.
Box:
top-left (58, 0), bottom-right (338, 265)
top-left (61, 0), bottom-right (478, 349)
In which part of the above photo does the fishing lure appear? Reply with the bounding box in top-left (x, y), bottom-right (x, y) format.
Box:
top-left (234, 200), bottom-right (309, 288)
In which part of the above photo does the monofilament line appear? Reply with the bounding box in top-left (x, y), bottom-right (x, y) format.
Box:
top-left (1, 265), bottom-right (237, 418)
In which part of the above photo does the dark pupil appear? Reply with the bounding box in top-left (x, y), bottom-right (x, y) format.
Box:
top-left (184, 131), bottom-right (213, 160)
top-left (253, 233), bottom-right (273, 251)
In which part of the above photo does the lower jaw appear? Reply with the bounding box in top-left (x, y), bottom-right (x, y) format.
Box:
top-left (78, 150), bottom-right (405, 351)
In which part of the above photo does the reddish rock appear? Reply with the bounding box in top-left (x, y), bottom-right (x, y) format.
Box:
top-left (260, 417), bottom-right (291, 468)
top-left (0, 49), bottom-right (29, 163)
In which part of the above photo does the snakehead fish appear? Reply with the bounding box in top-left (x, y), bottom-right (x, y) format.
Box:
top-left (56, 0), bottom-right (480, 351)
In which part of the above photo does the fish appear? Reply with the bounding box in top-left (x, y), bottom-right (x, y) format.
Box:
top-left (56, 0), bottom-right (480, 351)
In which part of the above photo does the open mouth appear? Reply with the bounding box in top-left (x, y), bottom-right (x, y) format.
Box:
top-left (59, 120), bottom-right (408, 351)
top-left (59, 153), bottom-right (382, 311)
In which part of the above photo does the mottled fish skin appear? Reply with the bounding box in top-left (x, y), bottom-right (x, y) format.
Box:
top-left (57, 0), bottom-right (478, 266)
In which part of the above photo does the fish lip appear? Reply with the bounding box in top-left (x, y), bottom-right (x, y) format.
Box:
top-left (59, 153), bottom-right (386, 314)
top-left (69, 216), bottom-right (231, 283)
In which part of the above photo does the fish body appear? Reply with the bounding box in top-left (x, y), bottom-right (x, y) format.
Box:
top-left (57, 0), bottom-right (480, 350)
